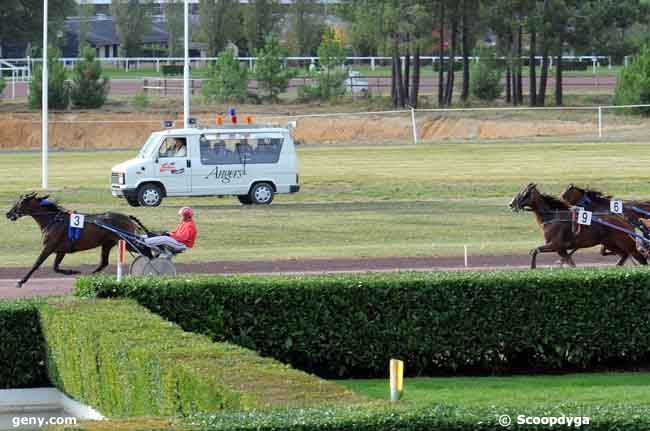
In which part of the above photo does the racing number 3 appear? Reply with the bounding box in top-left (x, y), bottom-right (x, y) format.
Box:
top-left (69, 213), bottom-right (85, 228)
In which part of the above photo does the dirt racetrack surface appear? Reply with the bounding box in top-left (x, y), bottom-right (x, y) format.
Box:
top-left (0, 252), bottom-right (622, 299)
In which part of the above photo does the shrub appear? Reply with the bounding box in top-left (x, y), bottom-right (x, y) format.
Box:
top-left (298, 28), bottom-right (347, 102)
top-left (40, 298), bottom-right (359, 417)
top-left (0, 300), bottom-right (48, 388)
top-left (133, 91), bottom-right (150, 111)
top-left (161, 64), bottom-right (184, 76)
top-left (77, 268), bottom-right (650, 379)
top-left (614, 44), bottom-right (650, 115)
top-left (28, 46), bottom-right (70, 110)
top-left (70, 48), bottom-right (110, 109)
top-left (254, 36), bottom-right (295, 102)
top-left (202, 49), bottom-right (249, 103)
top-left (471, 60), bottom-right (503, 102)
top-left (0, 77), bottom-right (5, 99)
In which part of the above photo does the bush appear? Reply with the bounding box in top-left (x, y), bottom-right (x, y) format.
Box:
top-left (0, 77), bottom-right (5, 99)
top-left (133, 91), bottom-right (150, 111)
top-left (614, 44), bottom-right (650, 115)
top-left (254, 35), bottom-right (295, 102)
top-left (202, 49), bottom-right (249, 103)
top-left (70, 48), bottom-right (110, 109)
top-left (0, 300), bottom-right (48, 388)
top-left (77, 268), bottom-right (650, 379)
top-left (28, 46), bottom-right (70, 110)
top-left (161, 64), bottom-right (184, 76)
top-left (40, 298), bottom-right (359, 417)
top-left (471, 60), bottom-right (503, 102)
top-left (298, 28), bottom-right (347, 102)
top-left (193, 404), bottom-right (650, 431)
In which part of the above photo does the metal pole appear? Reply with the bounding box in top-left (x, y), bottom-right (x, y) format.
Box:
top-left (183, 0), bottom-right (190, 129)
top-left (42, 0), bottom-right (48, 189)
top-left (410, 107), bottom-right (418, 145)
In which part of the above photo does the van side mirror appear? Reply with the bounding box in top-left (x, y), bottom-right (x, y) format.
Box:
top-left (154, 158), bottom-right (159, 164)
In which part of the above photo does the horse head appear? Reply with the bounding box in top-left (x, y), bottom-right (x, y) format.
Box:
top-left (509, 183), bottom-right (538, 212)
top-left (560, 183), bottom-right (586, 206)
top-left (6, 193), bottom-right (48, 221)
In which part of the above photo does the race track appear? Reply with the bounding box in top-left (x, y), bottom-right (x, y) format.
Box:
top-left (0, 252), bottom-right (622, 299)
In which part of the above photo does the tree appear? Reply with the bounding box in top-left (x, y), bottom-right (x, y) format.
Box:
top-left (0, 0), bottom-right (74, 49)
top-left (202, 49), bottom-right (249, 103)
top-left (0, 78), bottom-right (6, 101)
top-left (316, 27), bottom-right (347, 99)
top-left (244, 0), bottom-right (276, 52)
top-left (28, 46), bottom-right (69, 110)
top-left (70, 47), bottom-right (110, 108)
top-left (287, 0), bottom-right (325, 55)
top-left (111, 0), bottom-right (152, 57)
top-left (348, 1), bottom-right (385, 56)
top-left (614, 44), bottom-right (650, 115)
top-left (199, 0), bottom-right (241, 57)
top-left (164, 0), bottom-right (184, 57)
top-left (254, 35), bottom-right (294, 102)
top-left (77, 0), bottom-right (94, 52)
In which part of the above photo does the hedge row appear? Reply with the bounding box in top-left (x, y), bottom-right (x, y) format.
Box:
top-left (77, 268), bottom-right (650, 378)
top-left (193, 404), bottom-right (650, 431)
top-left (39, 298), bottom-right (361, 417)
top-left (0, 299), bottom-right (48, 388)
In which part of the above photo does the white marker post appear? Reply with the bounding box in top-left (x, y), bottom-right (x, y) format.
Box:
top-left (117, 240), bottom-right (126, 282)
top-left (42, 0), bottom-right (49, 189)
top-left (183, 0), bottom-right (190, 129)
top-left (464, 245), bottom-right (468, 267)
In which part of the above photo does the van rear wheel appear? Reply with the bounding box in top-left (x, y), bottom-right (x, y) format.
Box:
top-left (238, 195), bottom-right (253, 205)
top-left (249, 183), bottom-right (274, 205)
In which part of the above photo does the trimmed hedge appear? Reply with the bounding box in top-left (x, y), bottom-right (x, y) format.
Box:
top-left (77, 269), bottom-right (650, 378)
top-left (193, 404), bottom-right (650, 431)
top-left (161, 64), bottom-right (184, 76)
top-left (40, 299), bottom-right (361, 418)
top-left (0, 300), bottom-right (49, 388)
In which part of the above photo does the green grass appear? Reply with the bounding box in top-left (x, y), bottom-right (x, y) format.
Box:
top-left (4, 141), bottom-right (650, 266)
top-left (338, 372), bottom-right (650, 408)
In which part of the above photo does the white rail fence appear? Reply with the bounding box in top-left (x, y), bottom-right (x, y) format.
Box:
top-left (1, 55), bottom-right (614, 75)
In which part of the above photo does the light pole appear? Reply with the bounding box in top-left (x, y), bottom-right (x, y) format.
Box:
top-left (42, 0), bottom-right (48, 189)
top-left (183, 0), bottom-right (190, 128)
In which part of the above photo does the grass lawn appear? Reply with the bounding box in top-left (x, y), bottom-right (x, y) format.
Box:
top-left (3, 141), bottom-right (650, 266)
top-left (338, 372), bottom-right (650, 408)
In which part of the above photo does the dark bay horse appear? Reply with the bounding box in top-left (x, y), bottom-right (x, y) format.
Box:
top-left (561, 184), bottom-right (650, 236)
top-left (6, 193), bottom-right (148, 288)
top-left (509, 183), bottom-right (646, 268)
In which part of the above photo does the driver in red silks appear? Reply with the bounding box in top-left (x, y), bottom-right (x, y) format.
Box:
top-left (144, 207), bottom-right (197, 253)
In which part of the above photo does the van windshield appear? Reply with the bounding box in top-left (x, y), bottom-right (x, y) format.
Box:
top-left (138, 135), bottom-right (161, 158)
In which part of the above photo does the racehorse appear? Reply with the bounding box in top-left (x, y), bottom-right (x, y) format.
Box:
top-left (6, 193), bottom-right (150, 288)
top-left (509, 183), bottom-right (647, 268)
top-left (561, 184), bottom-right (650, 236)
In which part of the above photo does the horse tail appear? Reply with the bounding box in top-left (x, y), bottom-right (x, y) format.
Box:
top-left (128, 215), bottom-right (152, 235)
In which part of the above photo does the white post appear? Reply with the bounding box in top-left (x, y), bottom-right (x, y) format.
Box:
top-left (183, 0), bottom-right (190, 129)
top-left (11, 70), bottom-right (15, 99)
top-left (598, 106), bottom-right (603, 139)
top-left (42, 0), bottom-right (49, 190)
top-left (371, 57), bottom-right (375, 71)
top-left (464, 245), bottom-right (468, 267)
top-left (410, 107), bottom-right (418, 145)
top-left (592, 58), bottom-right (596, 75)
top-left (608, 56), bottom-right (612, 70)
top-left (156, 58), bottom-right (160, 72)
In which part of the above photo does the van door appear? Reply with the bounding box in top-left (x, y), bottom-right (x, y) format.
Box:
top-left (155, 136), bottom-right (191, 194)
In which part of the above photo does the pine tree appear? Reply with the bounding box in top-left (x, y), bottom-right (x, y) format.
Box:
top-left (70, 47), bottom-right (110, 109)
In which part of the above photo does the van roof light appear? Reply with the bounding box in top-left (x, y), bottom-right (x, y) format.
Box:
top-left (188, 117), bottom-right (198, 127)
top-left (163, 120), bottom-right (174, 129)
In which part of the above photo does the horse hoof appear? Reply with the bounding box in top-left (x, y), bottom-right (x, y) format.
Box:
top-left (15, 282), bottom-right (24, 289)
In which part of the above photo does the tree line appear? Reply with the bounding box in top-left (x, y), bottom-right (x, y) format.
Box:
top-left (341, 0), bottom-right (650, 108)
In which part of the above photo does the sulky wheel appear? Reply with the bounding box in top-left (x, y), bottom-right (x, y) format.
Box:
top-left (129, 255), bottom-right (150, 276)
top-left (141, 257), bottom-right (177, 276)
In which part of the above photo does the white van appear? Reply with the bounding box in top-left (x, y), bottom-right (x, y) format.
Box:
top-left (111, 125), bottom-right (300, 206)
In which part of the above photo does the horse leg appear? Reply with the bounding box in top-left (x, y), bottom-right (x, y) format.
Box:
top-left (615, 253), bottom-right (629, 266)
top-left (92, 242), bottom-right (115, 274)
top-left (558, 250), bottom-right (576, 267)
top-left (631, 251), bottom-right (648, 266)
top-left (17, 248), bottom-right (53, 288)
top-left (52, 252), bottom-right (80, 276)
top-left (529, 244), bottom-right (559, 269)
top-left (600, 246), bottom-right (616, 256)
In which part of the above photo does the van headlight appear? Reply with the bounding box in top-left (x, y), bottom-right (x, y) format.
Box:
top-left (118, 172), bottom-right (125, 185)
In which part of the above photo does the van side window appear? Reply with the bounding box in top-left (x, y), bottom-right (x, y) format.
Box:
top-left (159, 137), bottom-right (187, 158)
top-left (199, 136), bottom-right (283, 165)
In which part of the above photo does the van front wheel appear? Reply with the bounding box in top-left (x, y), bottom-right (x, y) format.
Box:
top-left (138, 184), bottom-right (163, 207)
top-left (249, 183), bottom-right (274, 205)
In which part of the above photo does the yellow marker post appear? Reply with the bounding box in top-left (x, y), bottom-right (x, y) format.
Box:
top-left (389, 359), bottom-right (404, 402)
